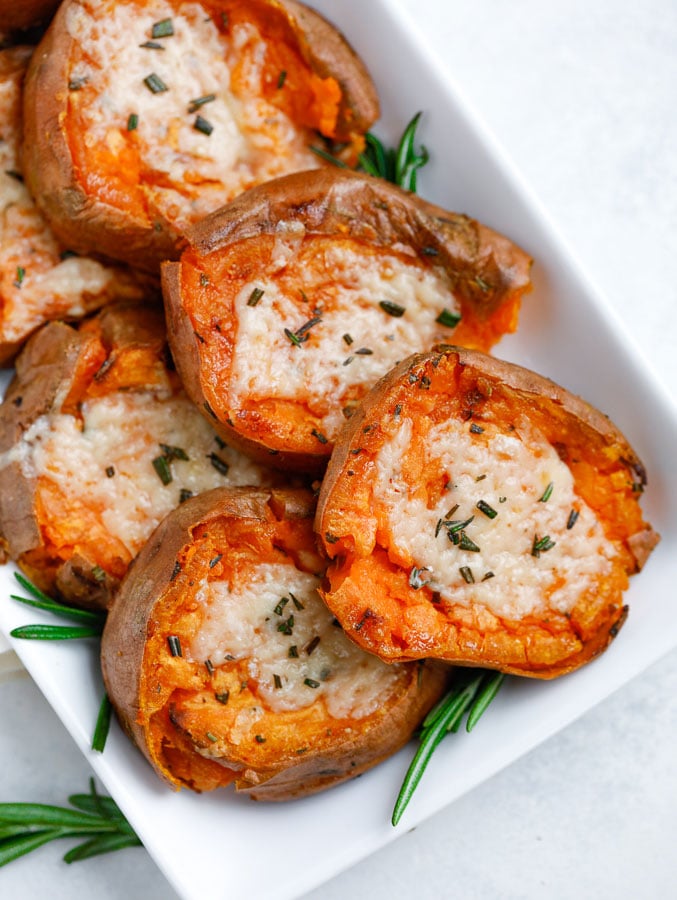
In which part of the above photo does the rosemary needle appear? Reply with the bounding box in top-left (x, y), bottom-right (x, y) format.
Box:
top-left (0, 779), bottom-right (141, 867)
top-left (392, 669), bottom-right (505, 826)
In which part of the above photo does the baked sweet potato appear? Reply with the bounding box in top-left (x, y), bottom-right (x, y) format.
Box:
top-left (0, 45), bottom-right (148, 365)
top-left (22, 0), bottom-right (379, 271)
top-left (316, 346), bottom-right (659, 678)
top-left (162, 168), bottom-right (532, 473)
top-left (0, 303), bottom-right (277, 609)
top-left (101, 486), bottom-right (449, 799)
top-left (0, 0), bottom-right (59, 33)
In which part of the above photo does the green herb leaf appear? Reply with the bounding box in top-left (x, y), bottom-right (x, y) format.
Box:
top-left (91, 693), bottom-right (113, 753)
top-left (392, 669), bottom-right (505, 826)
top-left (10, 624), bottom-right (102, 640)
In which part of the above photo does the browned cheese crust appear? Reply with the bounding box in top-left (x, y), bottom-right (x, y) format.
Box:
top-left (21, 0), bottom-right (379, 272)
top-left (101, 486), bottom-right (450, 800)
top-left (163, 168), bottom-right (532, 473)
top-left (316, 346), bottom-right (659, 678)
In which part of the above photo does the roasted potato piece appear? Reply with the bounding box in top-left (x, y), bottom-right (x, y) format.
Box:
top-left (23, 0), bottom-right (379, 271)
top-left (0, 46), bottom-right (148, 364)
top-left (101, 486), bottom-right (449, 799)
top-left (0, 0), bottom-right (60, 33)
top-left (316, 346), bottom-right (659, 678)
top-left (163, 168), bottom-right (532, 473)
top-left (0, 303), bottom-right (277, 609)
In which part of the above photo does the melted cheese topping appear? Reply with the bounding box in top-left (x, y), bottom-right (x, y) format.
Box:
top-left (230, 235), bottom-right (460, 438)
top-left (189, 563), bottom-right (403, 719)
top-left (373, 417), bottom-right (618, 620)
top-left (4, 391), bottom-right (269, 557)
top-left (66, 1), bottom-right (321, 232)
top-left (0, 57), bottom-right (142, 351)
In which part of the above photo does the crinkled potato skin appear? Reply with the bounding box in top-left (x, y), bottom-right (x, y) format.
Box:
top-left (0, 0), bottom-right (59, 32)
top-left (0, 302), bottom-right (170, 610)
top-left (21, 0), bottom-right (379, 272)
top-left (162, 168), bottom-right (532, 474)
top-left (101, 486), bottom-right (450, 800)
top-left (316, 345), bottom-right (659, 679)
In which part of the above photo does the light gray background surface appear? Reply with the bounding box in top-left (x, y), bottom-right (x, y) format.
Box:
top-left (1, 1), bottom-right (676, 897)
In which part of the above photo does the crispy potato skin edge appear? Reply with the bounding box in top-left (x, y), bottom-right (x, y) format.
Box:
top-left (101, 486), bottom-right (450, 800)
top-left (316, 345), bottom-right (659, 678)
top-left (21, 0), bottom-right (379, 272)
top-left (164, 169), bottom-right (532, 471)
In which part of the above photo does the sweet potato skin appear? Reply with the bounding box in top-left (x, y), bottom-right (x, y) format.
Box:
top-left (101, 486), bottom-right (450, 800)
top-left (163, 168), bottom-right (532, 473)
top-left (316, 346), bottom-right (659, 678)
top-left (22, 0), bottom-right (379, 272)
top-left (0, 303), bottom-right (171, 608)
top-left (0, 0), bottom-right (59, 32)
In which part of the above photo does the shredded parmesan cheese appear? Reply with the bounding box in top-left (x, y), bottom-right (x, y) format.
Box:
top-left (189, 563), bottom-right (404, 720)
top-left (373, 416), bottom-right (618, 619)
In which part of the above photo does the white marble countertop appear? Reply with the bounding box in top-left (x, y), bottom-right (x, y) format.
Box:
top-left (1, 0), bottom-right (676, 897)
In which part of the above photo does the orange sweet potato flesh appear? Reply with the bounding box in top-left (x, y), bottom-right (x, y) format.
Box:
top-left (101, 487), bottom-right (450, 800)
top-left (316, 346), bottom-right (659, 678)
top-left (162, 168), bottom-right (532, 474)
top-left (22, 0), bottom-right (379, 272)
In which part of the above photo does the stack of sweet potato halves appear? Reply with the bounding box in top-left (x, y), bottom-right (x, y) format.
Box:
top-left (0, 0), bottom-right (657, 799)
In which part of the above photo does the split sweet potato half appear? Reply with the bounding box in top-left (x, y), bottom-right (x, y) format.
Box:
top-left (22, 0), bottom-right (379, 271)
top-left (101, 486), bottom-right (449, 799)
top-left (316, 346), bottom-right (659, 678)
top-left (0, 302), bottom-right (276, 609)
top-left (163, 168), bottom-right (532, 473)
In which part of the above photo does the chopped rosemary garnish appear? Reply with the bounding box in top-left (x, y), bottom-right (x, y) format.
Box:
top-left (288, 645), bottom-right (299, 658)
top-left (295, 315), bottom-right (322, 338)
top-left (476, 499), bottom-right (497, 519)
top-left (105, 466), bottom-right (115, 477)
top-left (459, 566), bottom-right (475, 584)
top-left (215, 691), bottom-right (229, 704)
top-left (470, 423), bottom-right (484, 434)
top-left (304, 678), bottom-right (320, 689)
top-left (409, 567), bottom-right (431, 590)
top-left (436, 308), bottom-right (462, 328)
top-left (290, 592), bottom-right (304, 611)
top-left (139, 40), bottom-right (164, 50)
top-left (13, 266), bottom-right (25, 288)
top-left (273, 674), bottom-right (283, 689)
top-left (209, 554), bottom-right (223, 569)
top-left (342, 333), bottom-right (353, 345)
top-left (274, 597), bottom-right (289, 616)
top-left (207, 452), bottom-right (230, 476)
top-left (277, 70), bottom-right (287, 89)
top-left (392, 670), bottom-right (505, 825)
top-left (151, 18), bottom-right (174, 38)
top-left (143, 73), bottom-right (168, 94)
top-left (379, 300), bottom-right (406, 318)
top-left (355, 347), bottom-right (373, 355)
top-left (247, 287), bottom-right (264, 306)
top-left (532, 534), bottom-right (556, 557)
top-left (305, 636), bottom-right (321, 656)
top-left (567, 509), bottom-right (580, 530)
top-left (188, 93), bottom-right (216, 113)
top-left (255, 734), bottom-right (266, 744)
top-left (277, 616), bottom-right (294, 636)
top-left (458, 532), bottom-right (481, 552)
top-left (482, 571), bottom-right (495, 581)
top-left (167, 635), bottom-right (182, 657)
top-left (193, 115), bottom-right (213, 136)
top-left (539, 482), bottom-right (554, 502)
top-left (126, 113), bottom-right (139, 131)
top-left (68, 76), bottom-right (88, 91)
top-left (0, 779), bottom-right (141, 867)
top-left (206, 732), bottom-right (218, 743)
top-left (159, 444), bottom-right (189, 461)
top-left (152, 455), bottom-right (172, 485)
top-left (284, 327), bottom-right (303, 346)
top-left (311, 428), bottom-right (328, 444)
top-left (205, 659), bottom-right (215, 675)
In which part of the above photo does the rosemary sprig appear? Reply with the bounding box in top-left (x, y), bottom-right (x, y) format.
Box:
top-left (311, 111), bottom-right (429, 191)
top-left (0, 779), bottom-right (141, 867)
top-left (392, 669), bottom-right (505, 826)
top-left (8, 573), bottom-right (112, 751)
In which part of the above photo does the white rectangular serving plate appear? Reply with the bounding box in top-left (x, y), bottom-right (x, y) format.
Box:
top-left (1, 1), bottom-right (676, 898)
